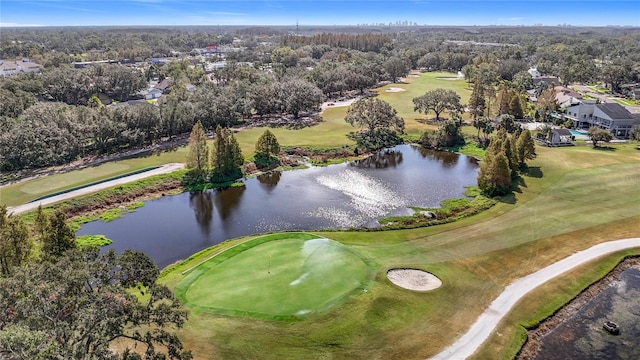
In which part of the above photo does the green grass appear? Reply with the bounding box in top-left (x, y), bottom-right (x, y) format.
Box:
top-left (587, 85), bottom-right (610, 94)
top-left (69, 201), bottom-right (144, 231)
top-left (1, 152), bottom-right (187, 206)
top-left (158, 143), bottom-right (640, 359)
top-left (76, 234), bottom-right (112, 247)
top-left (613, 98), bottom-right (638, 106)
top-left (175, 233), bottom-right (373, 320)
top-left (446, 142), bottom-right (486, 158)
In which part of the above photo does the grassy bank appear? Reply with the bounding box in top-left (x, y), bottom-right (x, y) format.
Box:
top-left (158, 143), bottom-right (640, 359)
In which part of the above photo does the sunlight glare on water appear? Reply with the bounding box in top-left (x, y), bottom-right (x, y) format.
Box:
top-left (315, 170), bottom-right (405, 218)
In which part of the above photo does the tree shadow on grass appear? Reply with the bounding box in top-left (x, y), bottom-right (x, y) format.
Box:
top-left (593, 146), bottom-right (617, 151)
top-left (499, 193), bottom-right (517, 204)
top-left (524, 166), bottom-right (543, 178)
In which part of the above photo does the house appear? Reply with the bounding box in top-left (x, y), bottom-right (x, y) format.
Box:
top-left (554, 86), bottom-right (582, 109)
top-left (139, 88), bottom-right (163, 100)
top-left (16, 59), bottom-right (41, 73)
top-left (532, 76), bottom-right (561, 89)
top-left (633, 89), bottom-right (640, 101)
top-left (0, 61), bottom-right (19, 76)
top-left (154, 78), bottom-right (172, 94)
top-left (549, 128), bottom-right (574, 146)
top-left (565, 102), bottom-right (639, 138)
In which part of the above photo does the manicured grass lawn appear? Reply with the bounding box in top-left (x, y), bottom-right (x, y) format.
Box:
top-left (0, 150), bottom-right (188, 206)
top-left (175, 233), bottom-right (372, 319)
top-left (160, 143), bottom-right (640, 359)
top-left (587, 85), bottom-right (610, 94)
top-left (234, 105), bottom-right (356, 154)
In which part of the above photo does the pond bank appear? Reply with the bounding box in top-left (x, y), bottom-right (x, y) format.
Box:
top-left (517, 256), bottom-right (640, 360)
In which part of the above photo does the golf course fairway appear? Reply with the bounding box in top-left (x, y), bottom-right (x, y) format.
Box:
top-left (175, 233), bottom-right (373, 319)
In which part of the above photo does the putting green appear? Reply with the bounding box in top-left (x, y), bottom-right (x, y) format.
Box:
top-left (176, 233), bottom-right (371, 318)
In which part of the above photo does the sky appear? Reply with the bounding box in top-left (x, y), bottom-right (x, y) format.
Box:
top-left (1, 0), bottom-right (639, 27)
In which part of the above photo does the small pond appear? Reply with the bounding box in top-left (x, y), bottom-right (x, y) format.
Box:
top-left (76, 145), bottom-right (479, 268)
top-left (533, 267), bottom-right (640, 359)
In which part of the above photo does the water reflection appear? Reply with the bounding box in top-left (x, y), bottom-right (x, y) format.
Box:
top-left (189, 191), bottom-right (213, 235)
top-left (257, 171), bottom-right (282, 192)
top-left (77, 145), bottom-right (479, 268)
top-left (351, 149), bottom-right (403, 169)
top-left (213, 185), bottom-right (245, 222)
top-left (412, 146), bottom-right (460, 167)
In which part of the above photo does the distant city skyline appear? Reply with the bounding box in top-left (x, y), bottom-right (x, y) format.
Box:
top-left (1, 0), bottom-right (639, 28)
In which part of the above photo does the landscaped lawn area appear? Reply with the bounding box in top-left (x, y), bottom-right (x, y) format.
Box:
top-left (0, 149), bottom-right (189, 206)
top-left (613, 98), bottom-right (638, 106)
top-left (175, 233), bottom-right (373, 319)
top-left (159, 143), bottom-right (640, 359)
top-left (587, 85), bottom-right (610, 94)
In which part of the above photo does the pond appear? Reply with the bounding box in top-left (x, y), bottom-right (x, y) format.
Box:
top-left (532, 266), bottom-right (640, 360)
top-left (76, 145), bottom-right (479, 268)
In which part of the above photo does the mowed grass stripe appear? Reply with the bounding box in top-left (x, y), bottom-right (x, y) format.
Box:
top-left (417, 162), bottom-right (640, 263)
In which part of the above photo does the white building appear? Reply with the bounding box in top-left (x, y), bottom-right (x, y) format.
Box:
top-left (565, 102), bottom-right (640, 138)
top-left (527, 67), bottom-right (541, 79)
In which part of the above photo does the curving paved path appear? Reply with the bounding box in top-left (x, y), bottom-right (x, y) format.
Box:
top-left (7, 163), bottom-right (184, 215)
top-left (430, 237), bottom-right (640, 360)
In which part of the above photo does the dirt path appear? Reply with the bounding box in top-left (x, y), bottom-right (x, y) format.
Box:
top-left (430, 237), bottom-right (640, 360)
top-left (7, 163), bottom-right (184, 215)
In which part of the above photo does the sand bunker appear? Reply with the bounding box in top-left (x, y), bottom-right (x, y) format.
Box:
top-left (387, 268), bottom-right (442, 291)
top-left (385, 87), bottom-right (406, 93)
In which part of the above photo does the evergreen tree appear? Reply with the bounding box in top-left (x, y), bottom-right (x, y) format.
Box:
top-left (468, 80), bottom-right (486, 120)
top-left (211, 125), bottom-right (243, 181)
top-left (502, 135), bottom-right (518, 179)
top-left (478, 129), bottom-right (513, 196)
top-left (42, 211), bottom-right (75, 259)
top-left (478, 151), bottom-right (512, 197)
top-left (508, 89), bottom-right (524, 119)
top-left (515, 130), bottom-right (537, 168)
top-left (0, 214), bottom-right (31, 276)
top-left (225, 131), bottom-right (243, 173)
top-left (212, 125), bottom-right (227, 173)
top-left (497, 84), bottom-right (510, 116)
top-left (255, 129), bottom-right (281, 161)
top-left (34, 204), bottom-right (48, 242)
top-left (186, 120), bottom-right (209, 180)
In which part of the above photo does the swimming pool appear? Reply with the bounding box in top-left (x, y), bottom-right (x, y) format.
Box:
top-left (569, 129), bottom-right (588, 136)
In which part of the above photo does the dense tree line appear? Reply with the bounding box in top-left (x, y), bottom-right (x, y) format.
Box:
top-left (282, 33), bottom-right (392, 53)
